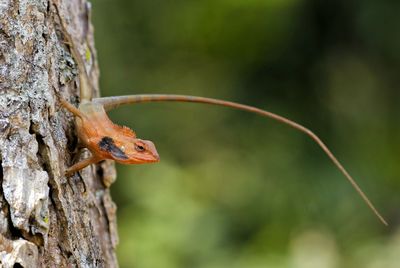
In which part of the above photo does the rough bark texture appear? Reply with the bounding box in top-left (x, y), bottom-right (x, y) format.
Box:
top-left (0, 0), bottom-right (119, 267)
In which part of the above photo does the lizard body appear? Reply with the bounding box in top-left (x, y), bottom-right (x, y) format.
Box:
top-left (60, 99), bottom-right (159, 176)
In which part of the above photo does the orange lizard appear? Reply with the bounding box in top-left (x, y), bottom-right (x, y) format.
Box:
top-left (55, 4), bottom-right (387, 226)
top-left (60, 99), bottom-right (159, 175)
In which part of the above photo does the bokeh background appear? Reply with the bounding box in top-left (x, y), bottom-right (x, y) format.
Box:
top-left (90, 0), bottom-right (400, 267)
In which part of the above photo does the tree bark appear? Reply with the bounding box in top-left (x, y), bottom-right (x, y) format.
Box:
top-left (0, 0), bottom-right (118, 267)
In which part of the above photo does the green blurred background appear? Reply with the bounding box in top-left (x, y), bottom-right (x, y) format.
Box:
top-left (90, 0), bottom-right (400, 267)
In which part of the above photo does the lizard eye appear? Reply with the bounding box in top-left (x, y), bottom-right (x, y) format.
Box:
top-left (135, 144), bottom-right (145, 152)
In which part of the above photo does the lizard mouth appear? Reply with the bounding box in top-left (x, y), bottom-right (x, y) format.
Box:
top-left (120, 153), bottom-right (160, 164)
top-left (145, 152), bottom-right (160, 162)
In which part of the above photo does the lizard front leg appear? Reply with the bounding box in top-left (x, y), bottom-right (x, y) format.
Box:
top-left (65, 155), bottom-right (102, 177)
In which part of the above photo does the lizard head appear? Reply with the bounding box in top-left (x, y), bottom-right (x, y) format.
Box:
top-left (97, 136), bottom-right (160, 164)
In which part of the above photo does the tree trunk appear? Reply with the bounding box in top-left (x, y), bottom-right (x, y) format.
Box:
top-left (0, 0), bottom-right (119, 267)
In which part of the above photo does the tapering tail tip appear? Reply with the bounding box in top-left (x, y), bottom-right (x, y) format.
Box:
top-left (379, 215), bottom-right (388, 226)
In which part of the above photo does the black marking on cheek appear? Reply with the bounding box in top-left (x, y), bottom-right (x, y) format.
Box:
top-left (98, 136), bottom-right (128, 160)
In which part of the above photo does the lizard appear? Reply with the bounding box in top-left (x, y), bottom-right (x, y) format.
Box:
top-left (54, 4), bottom-right (388, 226)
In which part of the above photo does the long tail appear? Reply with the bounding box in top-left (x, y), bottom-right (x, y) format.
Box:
top-left (94, 94), bottom-right (387, 225)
